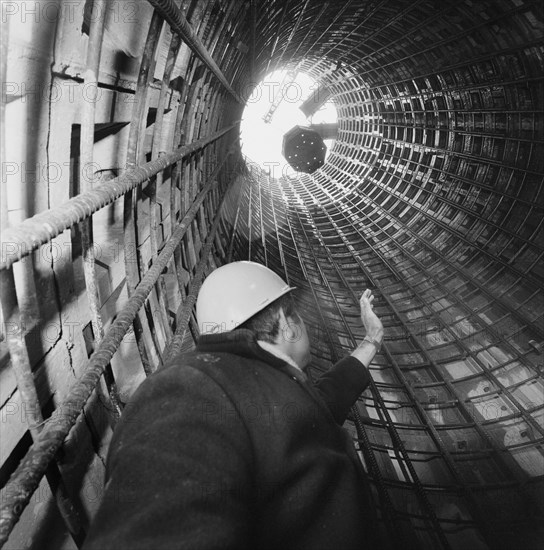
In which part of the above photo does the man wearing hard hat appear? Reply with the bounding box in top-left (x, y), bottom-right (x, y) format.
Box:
top-left (83, 261), bottom-right (384, 550)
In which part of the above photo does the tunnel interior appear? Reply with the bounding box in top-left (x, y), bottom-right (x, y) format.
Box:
top-left (1, 1), bottom-right (543, 549)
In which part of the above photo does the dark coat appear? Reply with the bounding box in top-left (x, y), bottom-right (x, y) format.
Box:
top-left (83, 329), bottom-right (377, 550)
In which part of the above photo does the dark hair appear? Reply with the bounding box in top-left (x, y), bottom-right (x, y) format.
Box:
top-left (237, 293), bottom-right (300, 344)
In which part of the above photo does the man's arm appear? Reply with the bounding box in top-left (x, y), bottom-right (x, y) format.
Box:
top-left (313, 289), bottom-right (384, 424)
top-left (350, 288), bottom-right (384, 367)
top-left (82, 365), bottom-right (254, 550)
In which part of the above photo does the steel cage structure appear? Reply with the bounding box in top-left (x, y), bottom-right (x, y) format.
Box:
top-left (1, 1), bottom-right (543, 549)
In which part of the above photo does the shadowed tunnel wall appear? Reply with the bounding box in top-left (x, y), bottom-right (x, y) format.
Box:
top-left (0, 1), bottom-right (543, 549)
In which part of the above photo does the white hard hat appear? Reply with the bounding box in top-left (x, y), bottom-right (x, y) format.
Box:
top-left (196, 261), bottom-right (296, 334)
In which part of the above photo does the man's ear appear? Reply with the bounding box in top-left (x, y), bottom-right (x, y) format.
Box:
top-left (278, 307), bottom-right (298, 342)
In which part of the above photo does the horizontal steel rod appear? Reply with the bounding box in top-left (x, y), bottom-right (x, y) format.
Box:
top-left (0, 146), bottom-right (237, 546)
top-left (0, 124), bottom-right (238, 271)
top-left (147, 0), bottom-right (243, 103)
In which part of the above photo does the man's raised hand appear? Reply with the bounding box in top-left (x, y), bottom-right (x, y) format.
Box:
top-left (360, 289), bottom-right (384, 343)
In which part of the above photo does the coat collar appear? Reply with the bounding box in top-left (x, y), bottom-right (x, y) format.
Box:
top-left (255, 340), bottom-right (303, 372)
top-left (196, 329), bottom-right (307, 381)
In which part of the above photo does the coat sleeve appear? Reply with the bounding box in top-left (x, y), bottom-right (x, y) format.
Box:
top-left (82, 364), bottom-right (255, 550)
top-left (312, 356), bottom-right (371, 425)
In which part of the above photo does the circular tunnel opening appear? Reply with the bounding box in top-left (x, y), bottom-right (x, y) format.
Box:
top-left (240, 68), bottom-right (337, 178)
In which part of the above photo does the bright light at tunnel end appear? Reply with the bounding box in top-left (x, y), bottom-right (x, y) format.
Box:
top-left (240, 70), bottom-right (337, 179)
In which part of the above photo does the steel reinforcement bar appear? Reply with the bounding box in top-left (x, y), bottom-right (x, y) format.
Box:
top-left (0, 139), bottom-right (237, 545)
top-left (147, 0), bottom-right (243, 103)
top-left (162, 190), bottom-right (230, 364)
top-left (0, 124), bottom-right (238, 271)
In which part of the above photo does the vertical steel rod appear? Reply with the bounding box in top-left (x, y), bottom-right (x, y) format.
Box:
top-left (123, 11), bottom-right (163, 374)
top-left (78, 0), bottom-right (123, 422)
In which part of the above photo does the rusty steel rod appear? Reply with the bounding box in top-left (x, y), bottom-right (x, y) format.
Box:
top-left (226, 171), bottom-right (247, 262)
top-left (123, 10), bottom-right (164, 375)
top-left (78, 0), bottom-right (124, 424)
top-left (0, 124), bottom-right (238, 271)
top-left (79, 0), bottom-right (108, 343)
top-left (0, 2), bottom-right (7, 232)
top-left (147, 29), bottom-right (184, 346)
top-left (271, 0), bottom-right (310, 75)
top-left (250, 0), bottom-right (256, 85)
top-left (163, 141), bottom-right (237, 363)
top-left (146, 0), bottom-right (243, 104)
top-left (0, 149), bottom-right (238, 546)
top-left (1, 8), bottom-right (87, 546)
top-left (170, 77), bottom-right (190, 302)
top-left (163, 184), bottom-right (231, 364)
top-left (264, 0), bottom-right (290, 76)
top-left (0, 269), bottom-right (87, 548)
